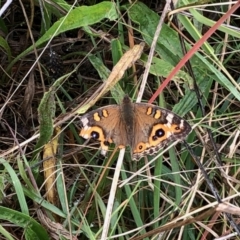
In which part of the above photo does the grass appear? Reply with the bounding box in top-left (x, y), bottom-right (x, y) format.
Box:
top-left (0, 1), bottom-right (240, 239)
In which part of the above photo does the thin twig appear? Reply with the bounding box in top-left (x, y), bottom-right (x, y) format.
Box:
top-left (137, 0), bottom-right (171, 102)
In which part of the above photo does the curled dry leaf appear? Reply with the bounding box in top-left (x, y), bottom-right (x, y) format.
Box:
top-left (43, 126), bottom-right (61, 206)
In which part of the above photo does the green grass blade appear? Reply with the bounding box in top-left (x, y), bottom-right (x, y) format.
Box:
top-left (0, 158), bottom-right (29, 215)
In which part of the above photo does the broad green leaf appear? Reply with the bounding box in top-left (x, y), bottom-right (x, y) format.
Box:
top-left (32, 73), bottom-right (70, 160)
top-left (0, 206), bottom-right (50, 240)
top-left (36, 1), bottom-right (117, 47)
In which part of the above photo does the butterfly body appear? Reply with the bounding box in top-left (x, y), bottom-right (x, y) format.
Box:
top-left (80, 95), bottom-right (191, 160)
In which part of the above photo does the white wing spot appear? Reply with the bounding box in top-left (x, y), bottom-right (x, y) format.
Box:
top-left (166, 113), bottom-right (174, 124)
top-left (101, 149), bottom-right (107, 156)
top-left (180, 120), bottom-right (184, 129)
top-left (81, 117), bottom-right (89, 126)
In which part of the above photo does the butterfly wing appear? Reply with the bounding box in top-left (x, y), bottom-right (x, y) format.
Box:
top-left (80, 105), bottom-right (129, 156)
top-left (132, 103), bottom-right (191, 160)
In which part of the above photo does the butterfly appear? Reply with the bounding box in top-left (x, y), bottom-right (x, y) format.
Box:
top-left (80, 95), bottom-right (191, 160)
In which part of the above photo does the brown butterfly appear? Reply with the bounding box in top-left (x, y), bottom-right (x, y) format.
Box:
top-left (80, 95), bottom-right (191, 160)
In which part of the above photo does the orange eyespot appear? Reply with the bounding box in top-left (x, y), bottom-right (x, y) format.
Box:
top-left (134, 142), bottom-right (148, 153)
